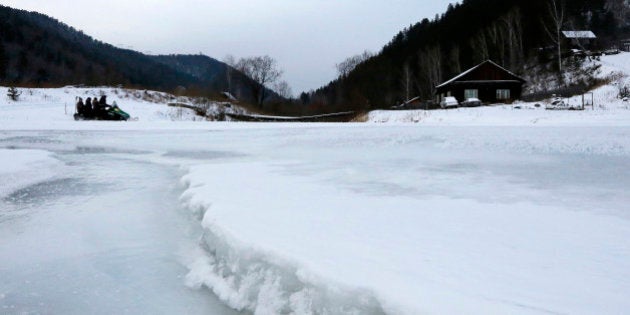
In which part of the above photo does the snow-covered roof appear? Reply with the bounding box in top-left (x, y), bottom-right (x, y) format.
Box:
top-left (436, 60), bottom-right (523, 89)
top-left (562, 31), bottom-right (596, 39)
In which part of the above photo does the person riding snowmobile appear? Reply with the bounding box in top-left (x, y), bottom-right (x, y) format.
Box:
top-left (76, 97), bottom-right (85, 115)
top-left (74, 95), bottom-right (130, 121)
top-left (84, 97), bottom-right (93, 118)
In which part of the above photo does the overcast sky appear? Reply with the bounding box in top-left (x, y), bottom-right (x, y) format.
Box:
top-left (4, 0), bottom-right (455, 94)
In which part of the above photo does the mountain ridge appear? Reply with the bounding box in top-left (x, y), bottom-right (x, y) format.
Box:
top-left (0, 5), bottom-right (257, 102)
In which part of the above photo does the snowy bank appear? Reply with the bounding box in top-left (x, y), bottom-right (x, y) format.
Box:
top-left (367, 99), bottom-right (630, 125)
top-left (180, 162), bottom-right (387, 314)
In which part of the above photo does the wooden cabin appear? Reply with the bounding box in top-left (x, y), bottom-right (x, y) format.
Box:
top-left (435, 60), bottom-right (526, 104)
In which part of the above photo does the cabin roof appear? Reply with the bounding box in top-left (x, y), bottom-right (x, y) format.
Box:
top-left (436, 60), bottom-right (524, 89)
top-left (562, 31), bottom-right (596, 39)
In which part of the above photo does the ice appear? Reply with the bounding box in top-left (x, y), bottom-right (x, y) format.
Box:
top-left (0, 138), bottom-right (242, 315)
top-left (0, 148), bottom-right (65, 199)
top-left (178, 131), bottom-right (630, 314)
top-left (2, 53), bottom-right (630, 314)
top-left (1, 125), bottom-right (629, 314)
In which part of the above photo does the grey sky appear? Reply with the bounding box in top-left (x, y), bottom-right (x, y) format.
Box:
top-left (4, 0), bottom-right (455, 94)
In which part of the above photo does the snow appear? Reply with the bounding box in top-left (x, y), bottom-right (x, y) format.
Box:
top-left (0, 86), bottom-right (248, 130)
top-left (2, 54), bottom-right (630, 315)
top-left (562, 31), bottom-right (597, 39)
top-left (367, 78), bottom-right (630, 125)
top-left (177, 127), bottom-right (630, 314)
top-left (367, 101), bottom-right (630, 125)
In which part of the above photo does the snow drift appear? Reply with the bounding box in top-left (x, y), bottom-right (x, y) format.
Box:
top-left (180, 163), bottom-right (387, 314)
top-left (178, 146), bottom-right (630, 314)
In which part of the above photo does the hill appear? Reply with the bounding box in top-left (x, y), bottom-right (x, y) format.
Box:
top-left (302, 0), bottom-right (629, 113)
top-left (0, 5), bottom-right (258, 103)
top-left (150, 54), bottom-right (262, 103)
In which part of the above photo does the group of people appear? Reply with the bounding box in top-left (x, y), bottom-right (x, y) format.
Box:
top-left (75, 95), bottom-right (116, 118)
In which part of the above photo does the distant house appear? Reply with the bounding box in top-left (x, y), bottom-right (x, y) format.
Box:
top-left (435, 60), bottom-right (526, 104)
top-left (562, 31), bottom-right (597, 50)
top-left (392, 96), bottom-right (425, 110)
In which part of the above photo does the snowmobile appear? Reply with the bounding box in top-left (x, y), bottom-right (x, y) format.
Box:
top-left (74, 97), bottom-right (130, 121)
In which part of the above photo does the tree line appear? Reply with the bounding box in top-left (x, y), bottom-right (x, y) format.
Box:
top-left (0, 5), bottom-right (294, 109)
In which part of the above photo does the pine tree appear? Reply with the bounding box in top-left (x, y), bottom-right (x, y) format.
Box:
top-left (7, 86), bottom-right (21, 101)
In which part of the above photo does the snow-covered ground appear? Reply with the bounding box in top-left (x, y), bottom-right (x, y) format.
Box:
top-left (368, 53), bottom-right (630, 125)
top-left (1, 55), bottom-right (630, 315)
top-left (0, 86), bottom-right (248, 129)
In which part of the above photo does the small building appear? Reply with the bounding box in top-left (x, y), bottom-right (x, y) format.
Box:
top-left (435, 60), bottom-right (526, 104)
top-left (392, 96), bottom-right (426, 110)
top-left (562, 31), bottom-right (597, 50)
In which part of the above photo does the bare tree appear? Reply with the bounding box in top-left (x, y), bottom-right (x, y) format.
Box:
top-left (400, 61), bottom-right (414, 101)
top-left (605, 0), bottom-right (628, 26)
top-left (336, 51), bottom-right (373, 78)
top-left (223, 54), bottom-right (236, 94)
top-left (236, 55), bottom-right (283, 107)
top-left (509, 8), bottom-right (524, 68)
top-left (469, 7), bottom-right (523, 71)
top-left (501, 17), bottom-right (515, 69)
top-left (486, 23), bottom-right (506, 65)
top-left (448, 45), bottom-right (461, 74)
top-left (543, 0), bottom-right (565, 73)
top-left (274, 80), bottom-right (293, 99)
top-left (417, 45), bottom-right (442, 98)
top-left (470, 31), bottom-right (489, 64)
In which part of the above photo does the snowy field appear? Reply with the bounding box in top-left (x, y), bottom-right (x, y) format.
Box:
top-left (1, 55), bottom-right (630, 314)
top-left (0, 86), bottom-right (248, 130)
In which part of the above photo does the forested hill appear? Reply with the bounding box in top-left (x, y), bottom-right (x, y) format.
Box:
top-left (0, 5), bottom-right (252, 99)
top-left (303, 0), bottom-right (628, 112)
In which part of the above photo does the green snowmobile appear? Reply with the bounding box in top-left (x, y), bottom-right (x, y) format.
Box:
top-left (74, 97), bottom-right (131, 121)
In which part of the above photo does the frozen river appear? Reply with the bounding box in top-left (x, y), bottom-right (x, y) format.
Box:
top-left (1, 125), bottom-right (630, 314)
top-left (0, 132), bottom-right (243, 314)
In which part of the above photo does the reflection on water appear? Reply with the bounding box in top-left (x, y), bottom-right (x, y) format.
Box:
top-left (4, 178), bottom-right (89, 206)
top-left (0, 136), bottom-right (63, 145)
top-left (68, 146), bottom-right (152, 155)
top-left (1, 178), bottom-right (108, 224)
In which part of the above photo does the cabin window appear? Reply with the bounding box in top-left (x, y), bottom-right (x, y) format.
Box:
top-left (464, 89), bottom-right (478, 99)
top-left (496, 89), bottom-right (511, 100)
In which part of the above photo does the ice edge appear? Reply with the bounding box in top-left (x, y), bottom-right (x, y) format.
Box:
top-left (178, 174), bottom-right (390, 315)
